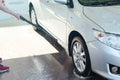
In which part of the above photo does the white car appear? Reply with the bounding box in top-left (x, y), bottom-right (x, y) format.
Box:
top-left (28, 0), bottom-right (120, 79)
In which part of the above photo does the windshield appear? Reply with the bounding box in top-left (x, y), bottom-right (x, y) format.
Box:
top-left (78, 0), bottom-right (120, 6)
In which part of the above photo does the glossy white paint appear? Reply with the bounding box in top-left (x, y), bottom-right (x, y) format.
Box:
top-left (54, 0), bottom-right (67, 4)
top-left (28, 0), bottom-right (120, 79)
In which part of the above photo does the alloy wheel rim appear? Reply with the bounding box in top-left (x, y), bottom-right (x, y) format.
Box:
top-left (73, 41), bottom-right (86, 72)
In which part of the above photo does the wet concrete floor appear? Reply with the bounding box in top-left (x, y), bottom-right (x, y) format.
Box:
top-left (1, 28), bottom-right (107, 80)
top-left (1, 52), bottom-right (107, 80)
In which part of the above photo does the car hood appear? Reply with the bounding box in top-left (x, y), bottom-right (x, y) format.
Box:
top-left (84, 6), bottom-right (120, 34)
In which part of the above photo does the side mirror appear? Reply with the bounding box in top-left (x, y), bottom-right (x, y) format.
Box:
top-left (54, 0), bottom-right (74, 8)
top-left (54, 0), bottom-right (67, 5)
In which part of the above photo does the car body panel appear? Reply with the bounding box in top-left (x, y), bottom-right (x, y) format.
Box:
top-left (88, 40), bottom-right (120, 80)
top-left (38, 0), bottom-right (68, 45)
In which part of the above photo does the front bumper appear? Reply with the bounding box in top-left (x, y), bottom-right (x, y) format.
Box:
top-left (87, 40), bottom-right (120, 80)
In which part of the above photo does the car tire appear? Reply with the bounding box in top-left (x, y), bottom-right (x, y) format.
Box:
top-left (29, 5), bottom-right (38, 30)
top-left (70, 36), bottom-right (92, 77)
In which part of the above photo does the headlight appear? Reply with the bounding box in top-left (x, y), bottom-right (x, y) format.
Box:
top-left (93, 29), bottom-right (120, 50)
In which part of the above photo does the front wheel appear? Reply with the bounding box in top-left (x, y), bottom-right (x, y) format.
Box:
top-left (70, 36), bottom-right (92, 77)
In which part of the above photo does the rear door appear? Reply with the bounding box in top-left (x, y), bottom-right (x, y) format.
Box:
top-left (39, 0), bottom-right (68, 45)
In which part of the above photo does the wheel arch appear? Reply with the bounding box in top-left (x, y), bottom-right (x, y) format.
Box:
top-left (68, 31), bottom-right (87, 56)
top-left (29, 2), bottom-right (33, 15)
top-left (29, 2), bottom-right (33, 8)
top-left (69, 31), bottom-right (93, 76)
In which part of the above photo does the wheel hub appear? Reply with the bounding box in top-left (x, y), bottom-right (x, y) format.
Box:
top-left (73, 41), bottom-right (86, 72)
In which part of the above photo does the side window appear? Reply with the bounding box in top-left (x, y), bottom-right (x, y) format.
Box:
top-left (78, 0), bottom-right (89, 6)
top-left (78, 0), bottom-right (116, 6)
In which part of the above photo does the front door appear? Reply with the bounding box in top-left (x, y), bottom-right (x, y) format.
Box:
top-left (39, 0), bottom-right (68, 45)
